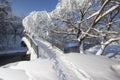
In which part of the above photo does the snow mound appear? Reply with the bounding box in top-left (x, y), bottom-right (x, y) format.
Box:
top-left (0, 68), bottom-right (29, 80)
top-left (60, 53), bottom-right (120, 80)
top-left (1, 53), bottom-right (120, 80)
top-left (111, 64), bottom-right (120, 75)
top-left (2, 59), bottom-right (59, 80)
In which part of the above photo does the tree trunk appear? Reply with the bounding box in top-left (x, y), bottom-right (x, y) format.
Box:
top-left (79, 41), bottom-right (84, 54)
top-left (96, 43), bottom-right (106, 55)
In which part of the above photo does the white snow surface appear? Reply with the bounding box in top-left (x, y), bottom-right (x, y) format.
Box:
top-left (2, 59), bottom-right (59, 80)
top-left (0, 68), bottom-right (29, 80)
top-left (1, 53), bottom-right (120, 80)
top-left (59, 53), bottom-right (120, 80)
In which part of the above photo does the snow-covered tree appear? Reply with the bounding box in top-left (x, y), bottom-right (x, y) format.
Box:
top-left (50, 0), bottom-right (120, 54)
top-left (23, 11), bottom-right (51, 39)
top-left (0, 0), bottom-right (24, 50)
top-left (50, 0), bottom-right (94, 53)
top-left (0, 0), bottom-right (10, 34)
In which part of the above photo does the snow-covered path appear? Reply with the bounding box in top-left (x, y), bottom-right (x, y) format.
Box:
top-left (29, 38), bottom-right (90, 80)
top-left (34, 38), bottom-right (59, 59)
top-left (34, 38), bottom-right (93, 80)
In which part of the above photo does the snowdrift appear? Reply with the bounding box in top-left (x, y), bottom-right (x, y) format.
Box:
top-left (1, 53), bottom-right (120, 80)
top-left (2, 59), bottom-right (59, 80)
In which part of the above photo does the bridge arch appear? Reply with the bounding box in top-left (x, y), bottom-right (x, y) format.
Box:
top-left (21, 35), bottom-right (38, 60)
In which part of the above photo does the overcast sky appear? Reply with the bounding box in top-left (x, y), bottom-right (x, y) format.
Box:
top-left (11, 0), bottom-right (58, 16)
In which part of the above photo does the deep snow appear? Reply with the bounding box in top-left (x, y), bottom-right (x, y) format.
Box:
top-left (2, 59), bottom-right (59, 80)
top-left (59, 53), bottom-right (120, 80)
top-left (0, 68), bottom-right (29, 80)
top-left (1, 53), bottom-right (120, 80)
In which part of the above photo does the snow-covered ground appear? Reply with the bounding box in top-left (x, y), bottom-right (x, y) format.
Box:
top-left (58, 53), bottom-right (120, 80)
top-left (0, 37), bottom-right (120, 80)
top-left (1, 53), bottom-right (120, 80)
top-left (0, 67), bottom-right (30, 80)
top-left (2, 59), bottom-right (59, 80)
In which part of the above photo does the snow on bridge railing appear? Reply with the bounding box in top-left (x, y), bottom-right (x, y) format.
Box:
top-left (37, 37), bottom-right (64, 55)
top-left (24, 34), bottom-right (39, 58)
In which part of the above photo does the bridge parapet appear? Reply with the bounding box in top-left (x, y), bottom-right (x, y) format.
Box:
top-left (22, 34), bottom-right (39, 59)
top-left (22, 33), bottom-right (64, 59)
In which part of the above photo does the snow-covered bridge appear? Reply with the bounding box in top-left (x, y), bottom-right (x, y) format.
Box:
top-left (22, 33), bottom-right (63, 60)
top-left (1, 34), bottom-right (120, 80)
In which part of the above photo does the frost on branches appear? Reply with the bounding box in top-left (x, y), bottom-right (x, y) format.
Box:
top-left (0, 0), bottom-right (24, 50)
top-left (23, 11), bottom-right (51, 39)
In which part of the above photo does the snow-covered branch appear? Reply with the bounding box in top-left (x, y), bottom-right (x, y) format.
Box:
top-left (96, 38), bottom-right (120, 55)
top-left (95, 4), bottom-right (120, 23)
top-left (92, 28), bottom-right (120, 34)
top-left (51, 30), bottom-right (76, 35)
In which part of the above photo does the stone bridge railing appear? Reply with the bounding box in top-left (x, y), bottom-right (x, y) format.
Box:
top-left (22, 33), bottom-right (64, 60)
top-left (23, 34), bottom-right (39, 59)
